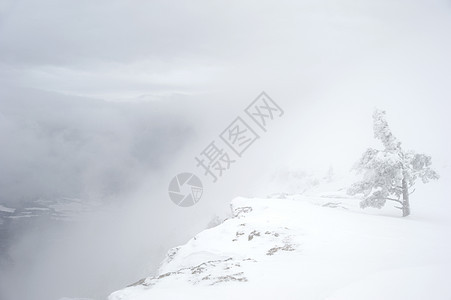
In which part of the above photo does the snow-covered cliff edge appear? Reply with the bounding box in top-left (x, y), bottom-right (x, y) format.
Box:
top-left (109, 196), bottom-right (451, 300)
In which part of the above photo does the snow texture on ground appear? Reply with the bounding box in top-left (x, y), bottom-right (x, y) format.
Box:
top-left (109, 194), bottom-right (451, 300)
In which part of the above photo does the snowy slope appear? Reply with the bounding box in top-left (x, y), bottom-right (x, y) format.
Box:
top-left (109, 196), bottom-right (451, 300)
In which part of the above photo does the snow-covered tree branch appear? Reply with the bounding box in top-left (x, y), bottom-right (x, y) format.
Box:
top-left (348, 109), bottom-right (439, 217)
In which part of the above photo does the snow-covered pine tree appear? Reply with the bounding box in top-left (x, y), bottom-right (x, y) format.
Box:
top-left (348, 109), bottom-right (439, 217)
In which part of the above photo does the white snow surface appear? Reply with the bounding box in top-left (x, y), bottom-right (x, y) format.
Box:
top-left (109, 195), bottom-right (451, 300)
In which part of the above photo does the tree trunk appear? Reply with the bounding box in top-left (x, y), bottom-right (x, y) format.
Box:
top-left (402, 177), bottom-right (410, 217)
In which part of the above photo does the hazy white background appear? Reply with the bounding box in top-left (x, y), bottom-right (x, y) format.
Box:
top-left (0, 0), bottom-right (450, 299)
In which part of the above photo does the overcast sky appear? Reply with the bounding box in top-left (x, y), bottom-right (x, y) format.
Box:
top-left (1, 1), bottom-right (451, 300)
top-left (1, 0), bottom-right (449, 101)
